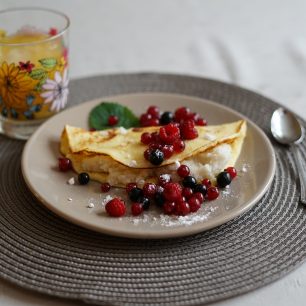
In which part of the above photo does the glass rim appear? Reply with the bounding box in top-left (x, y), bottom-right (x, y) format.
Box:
top-left (0, 7), bottom-right (70, 47)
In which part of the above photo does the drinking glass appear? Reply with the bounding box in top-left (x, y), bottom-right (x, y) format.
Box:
top-left (0, 8), bottom-right (70, 139)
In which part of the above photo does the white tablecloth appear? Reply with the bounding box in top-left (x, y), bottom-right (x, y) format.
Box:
top-left (1, 0), bottom-right (306, 305)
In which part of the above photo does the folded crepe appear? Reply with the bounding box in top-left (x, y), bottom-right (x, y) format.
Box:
top-left (60, 120), bottom-right (247, 187)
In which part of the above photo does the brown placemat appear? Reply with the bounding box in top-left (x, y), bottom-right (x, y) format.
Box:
top-left (1, 73), bottom-right (306, 306)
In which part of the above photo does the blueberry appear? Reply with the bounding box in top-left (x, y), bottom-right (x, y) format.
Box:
top-left (194, 184), bottom-right (207, 196)
top-left (182, 176), bottom-right (197, 189)
top-left (129, 187), bottom-right (143, 202)
top-left (217, 171), bottom-right (231, 188)
top-left (139, 196), bottom-right (150, 210)
top-left (154, 193), bottom-right (165, 207)
top-left (149, 149), bottom-right (164, 165)
top-left (160, 111), bottom-right (174, 125)
top-left (78, 172), bottom-right (90, 185)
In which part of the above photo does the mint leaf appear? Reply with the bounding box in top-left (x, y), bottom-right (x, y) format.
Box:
top-left (89, 102), bottom-right (140, 130)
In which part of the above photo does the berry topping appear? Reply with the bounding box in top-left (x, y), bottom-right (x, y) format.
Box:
top-left (175, 200), bottom-right (190, 216)
top-left (143, 183), bottom-right (157, 197)
top-left (182, 175), bottom-right (197, 189)
top-left (108, 115), bottom-right (118, 126)
top-left (163, 201), bottom-right (176, 214)
top-left (158, 174), bottom-right (171, 186)
top-left (129, 187), bottom-right (143, 202)
top-left (225, 166), bottom-right (237, 179)
top-left (193, 184), bottom-right (207, 196)
top-left (202, 178), bottom-right (211, 187)
top-left (160, 111), bottom-right (174, 125)
top-left (194, 192), bottom-right (205, 204)
top-left (182, 187), bottom-right (193, 199)
top-left (126, 182), bottom-right (137, 193)
top-left (154, 192), bottom-right (165, 207)
top-left (131, 202), bottom-right (143, 216)
top-left (139, 196), bottom-right (150, 210)
top-left (174, 107), bottom-right (190, 122)
top-left (188, 196), bottom-right (201, 212)
top-left (177, 164), bottom-right (190, 177)
top-left (173, 139), bottom-right (185, 153)
top-left (159, 123), bottom-right (180, 144)
top-left (78, 172), bottom-right (90, 185)
top-left (140, 113), bottom-right (152, 126)
top-left (149, 149), bottom-right (164, 165)
top-left (161, 145), bottom-right (174, 159)
top-left (58, 157), bottom-right (72, 172)
top-left (101, 183), bottom-right (111, 192)
top-left (180, 119), bottom-right (198, 140)
top-left (146, 118), bottom-right (160, 126)
top-left (147, 105), bottom-right (160, 118)
top-left (141, 132), bottom-right (152, 144)
top-left (196, 118), bottom-right (207, 126)
top-left (105, 198), bottom-right (126, 217)
top-left (217, 171), bottom-right (232, 188)
top-left (163, 182), bottom-right (182, 202)
top-left (144, 148), bottom-right (151, 160)
top-left (207, 186), bottom-right (220, 201)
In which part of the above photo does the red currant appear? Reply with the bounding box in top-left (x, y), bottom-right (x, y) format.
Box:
top-left (163, 201), bottom-right (176, 215)
top-left (180, 120), bottom-right (198, 140)
top-left (196, 118), bottom-right (207, 126)
top-left (126, 182), bottom-right (137, 193)
top-left (108, 115), bottom-right (118, 126)
top-left (101, 183), bottom-right (111, 192)
top-left (207, 186), bottom-right (220, 201)
top-left (105, 198), bottom-right (126, 217)
top-left (175, 200), bottom-right (190, 216)
top-left (188, 196), bottom-right (201, 212)
top-left (144, 149), bottom-right (151, 160)
top-left (140, 113), bottom-right (152, 126)
top-left (194, 192), bottom-right (205, 204)
top-left (146, 118), bottom-right (160, 126)
top-left (174, 107), bottom-right (190, 122)
top-left (141, 132), bottom-right (152, 144)
top-left (161, 145), bottom-right (174, 159)
top-left (177, 164), bottom-right (190, 177)
top-left (143, 183), bottom-right (157, 197)
top-left (58, 157), bottom-right (72, 172)
top-left (173, 139), bottom-right (185, 153)
top-left (226, 166), bottom-right (237, 179)
top-left (147, 106), bottom-right (160, 118)
top-left (202, 178), bottom-right (211, 187)
top-left (131, 202), bottom-right (144, 216)
top-left (182, 187), bottom-right (193, 199)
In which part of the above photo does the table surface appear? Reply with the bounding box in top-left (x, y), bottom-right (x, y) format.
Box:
top-left (1, 0), bottom-right (306, 305)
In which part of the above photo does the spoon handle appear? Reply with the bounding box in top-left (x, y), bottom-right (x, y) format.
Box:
top-left (292, 146), bottom-right (306, 205)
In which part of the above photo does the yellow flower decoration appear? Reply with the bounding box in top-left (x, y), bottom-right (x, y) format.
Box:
top-left (0, 62), bottom-right (33, 113)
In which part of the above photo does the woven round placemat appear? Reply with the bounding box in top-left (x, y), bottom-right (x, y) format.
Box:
top-left (1, 73), bottom-right (306, 306)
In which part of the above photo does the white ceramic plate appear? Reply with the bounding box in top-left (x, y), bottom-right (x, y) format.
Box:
top-left (22, 93), bottom-right (276, 239)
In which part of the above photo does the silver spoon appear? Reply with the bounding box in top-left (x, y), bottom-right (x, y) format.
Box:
top-left (271, 107), bottom-right (306, 204)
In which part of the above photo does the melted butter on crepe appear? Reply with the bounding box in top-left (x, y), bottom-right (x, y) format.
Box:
top-left (60, 120), bottom-right (246, 187)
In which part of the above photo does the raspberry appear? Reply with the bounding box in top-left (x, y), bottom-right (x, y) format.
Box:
top-left (163, 182), bottom-right (182, 201)
top-left (225, 166), bottom-right (237, 179)
top-left (202, 178), bottom-right (211, 187)
top-left (175, 200), bottom-right (190, 216)
top-left (185, 112), bottom-right (199, 121)
top-left (131, 202), bottom-right (143, 216)
top-left (143, 183), bottom-right (157, 197)
top-left (126, 182), bottom-right (137, 193)
top-left (177, 165), bottom-right (190, 177)
top-left (108, 115), bottom-right (118, 126)
top-left (158, 174), bottom-right (171, 187)
top-left (147, 106), bottom-right (160, 118)
top-left (58, 157), bottom-right (72, 172)
top-left (105, 198), bottom-right (126, 217)
top-left (161, 145), bottom-right (174, 159)
top-left (101, 183), bottom-right (111, 192)
top-left (148, 142), bottom-right (163, 150)
top-left (150, 132), bottom-right (160, 143)
top-left (174, 107), bottom-right (190, 122)
top-left (141, 132), bottom-right (152, 144)
top-left (163, 201), bottom-right (176, 214)
top-left (180, 120), bottom-right (198, 140)
top-left (207, 186), bottom-right (219, 200)
top-left (194, 192), bottom-right (204, 204)
top-left (182, 187), bottom-right (193, 199)
top-left (173, 139), bottom-right (185, 153)
top-left (159, 123), bottom-right (180, 144)
top-left (196, 118), bottom-right (207, 126)
top-left (188, 196), bottom-right (201, 212)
